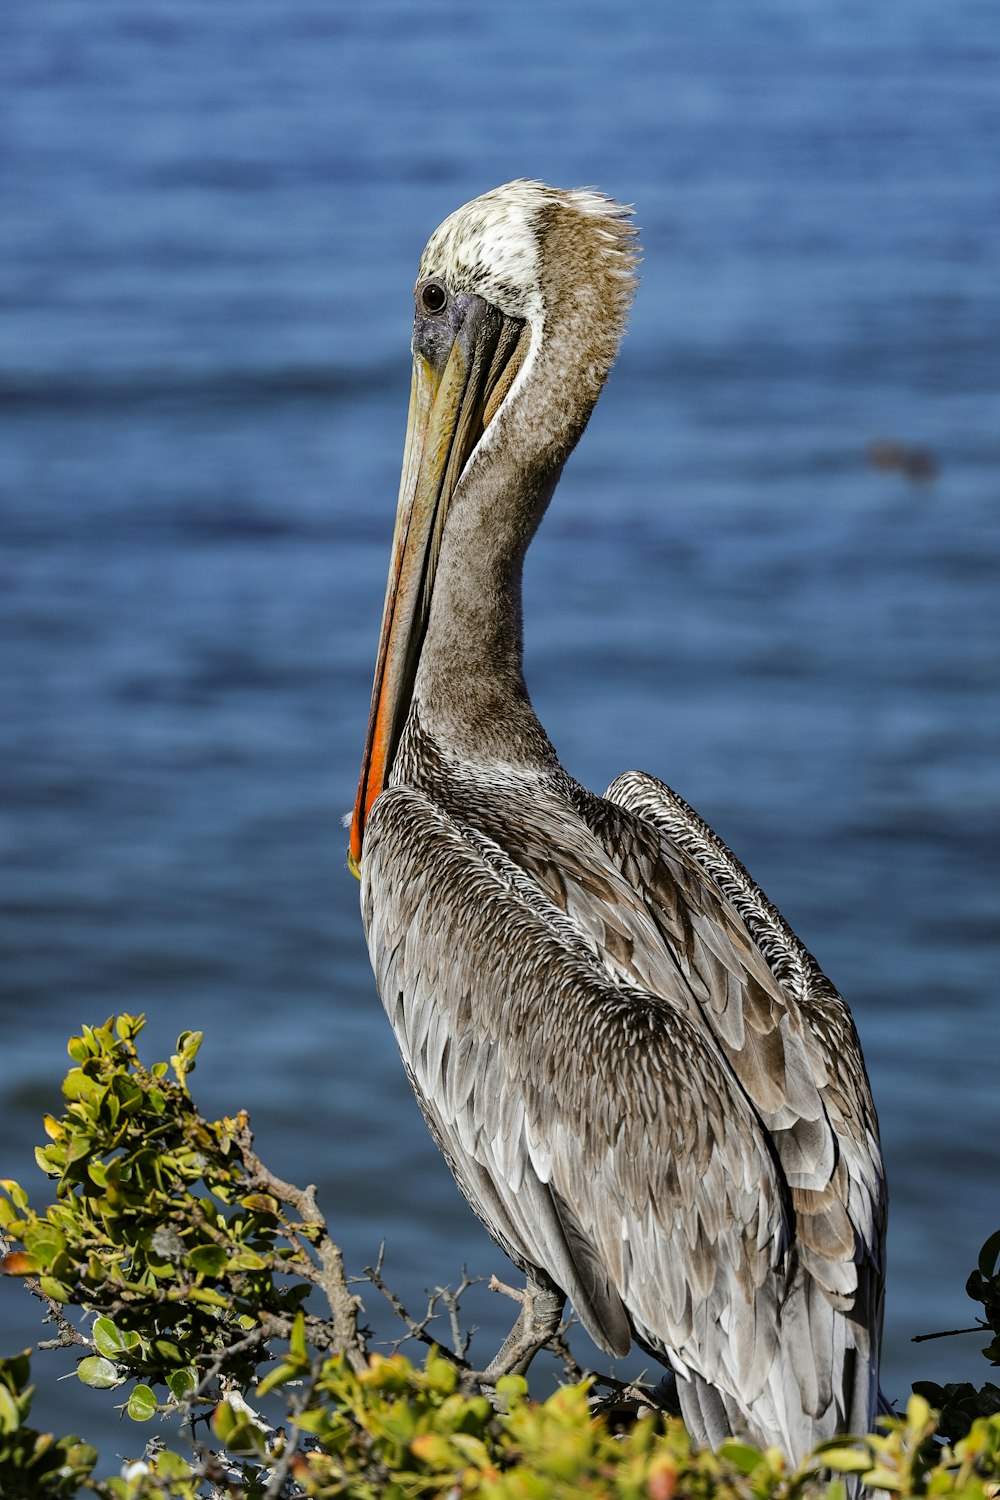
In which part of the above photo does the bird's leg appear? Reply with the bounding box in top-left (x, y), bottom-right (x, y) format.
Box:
top-left (481, 1272), bottom-right (565, 1381)
top-left (647, 1370), bottom-right (681, 1415)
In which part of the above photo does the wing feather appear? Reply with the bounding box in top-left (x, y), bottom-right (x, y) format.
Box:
top-left (359, 752), bottom-right (884, 1454)
top-left (602, 769), bottom-right (886, 1439)
top-left (362, 782), bottom-right (789, 1393)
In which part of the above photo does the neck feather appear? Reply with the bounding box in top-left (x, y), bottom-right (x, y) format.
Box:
top-left (410, 203), bottom-right (634, 770)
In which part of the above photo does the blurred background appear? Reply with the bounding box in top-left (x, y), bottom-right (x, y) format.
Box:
top-left (2, 0), bottom-right (999, 1469)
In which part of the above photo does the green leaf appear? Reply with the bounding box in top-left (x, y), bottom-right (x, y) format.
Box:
top-left (225, 1418), bottom-right (267, 1457)
top-left (77, 1355), bottom-right (123, 1390)
top-left (186, 1285), bottom-right (230, 1308)
top-left (978, 1229), bottom-right (1000, 1279)
top-left (256, 1360), bottom-right (299, 1397)
top-left (494, 1373), bottom-right (528, 1405)
top-left (111, 1075), bottom-right (143, 1115)
top-left (86, 1158), bottom-right (109, 1189)
top-left (718, 1440), bottom-right (766, 1473)
top-left (212, 1399), bottom-right (237, 1443)
top-left (291, 1406), bottom-right (331, 1437)
top-left (863, 1466), bottom-right (903, 1491)
top-left (905, 1390), bottom-right (933, 1430)
top-left (0, 1178), bottom-right (29, 1212)
top-left (819, 1447), bottom-right (872, 1473)
top-left (62, 1069), bottom-right (92, 1102)
top-left (240, 1193), bottom-right (279, 1216)
top-left (38, 1274), bottom-right (73, 1302)
top-left (34, 1144), bottom-right (66, 1176)
top-left (228, 1248), bottom-right (267, 1271)
top-left (188, 1245), bottom-right (227, 1277)
top-left (150, 1449), bottom-right (192, 1481)
top-left (23, 1223), bottom-right (67, 1266)
top-left (450, 1432), bottom-right (490, 1466)
top-left (290, 1309), bottom-right (307, 1361)
top-left (176, 1030), bottom-right (203, 1063)
top-left (0, 1383), bottom-right (21, 1434)
top-left (212, 1398), bottom-right (267, 1455)
top-left (166, 1366), bottom-right (197, 1402)
top-left (127, 1383), bottom-right (158, 1421)
top-left (425, 1346), bottom-right (457, 1394)
top-left (66, 1130), bottom-right (98, 1164)
top-left (92, 1317), bottom-right (127, 1359)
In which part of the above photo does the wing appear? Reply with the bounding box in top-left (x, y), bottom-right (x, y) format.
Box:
top-left (361, 782), bottom-right (790, 1410)
top-left (602, 772), bottom-right (885, 1272)
top-left (445, 765), bottom-right (884, 1448)
top-left (603, 771), bottom-right (886, 1425)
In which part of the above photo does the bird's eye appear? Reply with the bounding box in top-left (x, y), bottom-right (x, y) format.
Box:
top-left (419, 280), bottom-right (447, 314)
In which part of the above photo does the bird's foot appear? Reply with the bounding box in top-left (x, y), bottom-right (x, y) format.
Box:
top-left (586, 1369), bottom-right (680, 1428)
top-left (480, 1274), bottom-right (565, 1381)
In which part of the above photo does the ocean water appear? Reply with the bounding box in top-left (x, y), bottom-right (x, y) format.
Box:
top-left (2, 0), bottom-right (999, 1470)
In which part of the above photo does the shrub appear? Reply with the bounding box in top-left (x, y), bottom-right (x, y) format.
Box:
top-left (2, 1018), bottom-right (999, 1499)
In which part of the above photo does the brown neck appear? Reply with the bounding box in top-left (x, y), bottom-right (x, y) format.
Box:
top-left (409, 437), bottom-right (559, 770)
top-left (410, 206), bottom-right (628, 770)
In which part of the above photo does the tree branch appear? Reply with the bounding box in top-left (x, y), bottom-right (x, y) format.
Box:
top-left (235, 1115), bottom-right (367, 1373)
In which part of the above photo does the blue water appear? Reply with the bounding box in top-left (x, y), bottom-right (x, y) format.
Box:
top-left (3, 0), bottom-right (999, 1470)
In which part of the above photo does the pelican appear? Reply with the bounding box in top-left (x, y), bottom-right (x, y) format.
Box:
top-left (349, 180), bottom-right (885, 1462)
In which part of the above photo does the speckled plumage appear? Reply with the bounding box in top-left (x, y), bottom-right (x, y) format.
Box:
top-left (356, 181), bottom-right (885, 1462)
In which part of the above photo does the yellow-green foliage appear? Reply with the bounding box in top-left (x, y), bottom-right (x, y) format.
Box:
top-left (0, 1350), bottom-right (97, 1499)
top-left (270, 1372), bottom-right (1000, 1500)
top-left (21, 1357), bottom-right (1000, 1500)
top-left (2, 1019), bottom-right (1000, 1499)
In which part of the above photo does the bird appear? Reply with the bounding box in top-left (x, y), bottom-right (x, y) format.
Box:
top-left (348, 179), bottom-right (886, 1464)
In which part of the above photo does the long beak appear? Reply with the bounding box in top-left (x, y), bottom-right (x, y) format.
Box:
top-left (349, 303), bottom-right (528, 875)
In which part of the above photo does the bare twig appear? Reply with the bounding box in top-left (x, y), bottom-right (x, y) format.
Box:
top-left (19, 1272), bottom-right (92, 1356)
top-left (0, 1229), bottom-right (92, 1353)
top-left (363, 1259), bottom-right (462, 1360)
top-left (912, 1323), bottom-right (987, 1343)
top-left (262, 1427), bottom-right (300, 1500)
top-left (190, 1325), bottom-right (273, 1405)
top-left (35, 1300), bottom-right (92, 1352)
top-left (548, 1321), bottom-right (586, 1384)
top-left (435, 1266), bottom-right (480, 1360)
top-left (587, 1372), bottom-right (678, 1421)
top-left (261, 1363), bottom-right (325, 1500)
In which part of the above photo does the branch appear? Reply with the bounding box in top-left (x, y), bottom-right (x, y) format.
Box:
top-left (436, 1266), bottom-right (480, 1360)
top-left (548, 1321), bottom-right (587, 1384)
top-left (912, 1323), bottom-right (987, 1343)
top-left (0, 1231), bottom-right (92, 1352)
top-left (190, 1325), bottom-right (272, 1405)
top-left (363, 1251), bottom-right (469, 1363)
top-left (235, 1116), bottom-right (368, 1373)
